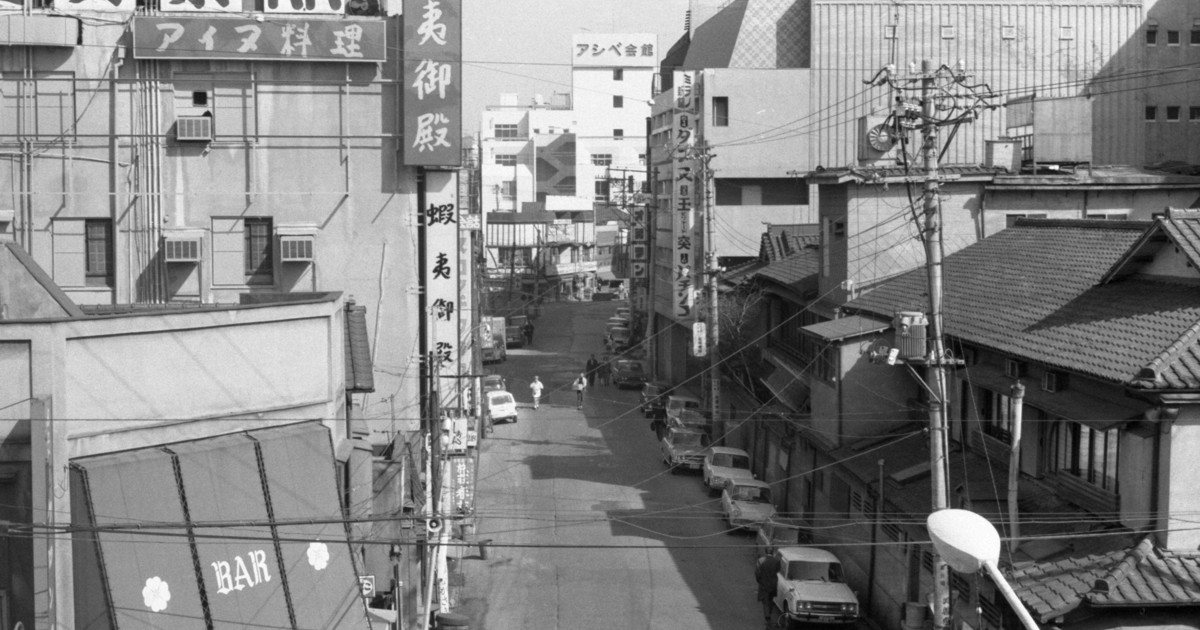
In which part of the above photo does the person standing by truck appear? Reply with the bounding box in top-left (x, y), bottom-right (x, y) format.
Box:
top-left (524, 321), bottom-right (535, 345)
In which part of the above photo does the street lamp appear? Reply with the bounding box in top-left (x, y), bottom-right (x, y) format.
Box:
top-left (926, 509), bottom-right (1039, 630)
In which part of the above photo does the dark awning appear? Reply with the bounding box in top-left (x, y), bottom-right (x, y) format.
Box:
top-left (71, 422), bottom-right (370, 629)
top-left (800, 314), bottom-right (890, 341)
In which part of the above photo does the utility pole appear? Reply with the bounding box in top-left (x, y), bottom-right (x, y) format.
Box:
top-left (919, 58), bottom-right (952, 630)
top-left (700, 142), bottom-right (720, 432)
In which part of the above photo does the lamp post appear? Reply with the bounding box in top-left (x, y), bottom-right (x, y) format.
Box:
top-left (926, 509), bottom-right (1039, 630)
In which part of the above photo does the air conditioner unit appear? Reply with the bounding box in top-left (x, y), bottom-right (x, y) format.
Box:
top-left (1042, 370), bottom-right (1067, 393)
top-left (176, 116), bottom-right (212, 142)
top-left (279, 235), bottom-right (315, 263)
top-left (1005, 359), bottom-right (1028, 379)
top-left (893, 311), bottom-right (928, 361)
top-left (163, 237), bottom-right (201, 263)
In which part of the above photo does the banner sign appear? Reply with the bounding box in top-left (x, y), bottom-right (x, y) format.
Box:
top-left (54, 0), bottom-right (134, 11)
top-left (671, 72), bottom-right (698, 319)
top-left (692, 321), bottom-right (707, 357)
top-left (403, 0), bottom-right (462, 166)
top-left (132, 16), bottom-right (385, 61)
top-left (571, 33), bottom-right (657, 68)
top-left (448, 456), bottom-right (475, 513)
top-left (158, 0), bottom-right (243, 12)
top-left (423, 171), bottom-right (462, 405)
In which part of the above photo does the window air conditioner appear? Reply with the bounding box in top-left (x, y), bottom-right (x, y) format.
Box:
top-left (1042, 370), bottom-right (1067, 393)
top-left (1005, 359), bottom-right (1027, 379)
top-left (163, 237), bottom-right (202, 263)
top-left (279, 235), bottom-right (315, 263)
top-left (176, 116), bottom-right (212, 142)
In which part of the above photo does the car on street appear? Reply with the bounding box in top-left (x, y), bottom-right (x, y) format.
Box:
top-left (665, 394), bottom-right (703, 422)
top-left (614, 306), bottom-right (631, 319)
top-left (482, 374), bottom-right (506, 393)
top-left (720, 478), bottom-right (775, 531)
top-left (641, 381), bottom-right (671, 418)
top-left (659, 428), bottom-right (709, 473)
top-left (668, 409), bottom-right (711, 436)
top-left (755, 517), bottom-right (811, 556)
top-left (611, 359), bottom-right (648, 389)
top-left (702, 446), bottom-right (753, 496)
top-left (605, 316), bottom-right (630, 333)
top-left (609, 326), bottom-right (632, 350)
top-left (485, 390), bottom-right (518, 427)
top-left (769, 547), bottom-right (860, 626)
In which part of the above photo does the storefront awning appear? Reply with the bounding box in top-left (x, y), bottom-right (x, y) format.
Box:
top-left (71, 422), bottom-right (370, 629)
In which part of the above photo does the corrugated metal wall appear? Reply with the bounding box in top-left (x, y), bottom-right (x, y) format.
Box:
top-left (810, 1), bottom-right (1144, 168)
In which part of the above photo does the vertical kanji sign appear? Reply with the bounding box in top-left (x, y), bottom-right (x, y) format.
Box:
top-left (404, 0), bottom-right (462, 166)
top-left (671, 71), bottom-right (698, 320)
top-left (424, 171), bottom-right (461, 401)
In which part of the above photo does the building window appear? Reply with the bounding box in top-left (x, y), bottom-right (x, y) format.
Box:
top-left (973, 388), bottom-right (1014, 441)
top-left (594, 178), bottom-right (610, 202)
top-left (941, 25), bottom-right (956, 39)
top-left (591, 153), bottom-right (612, 166)
top-left (495, 154), bottom-right (517, 166)
top-left (1049, 421), bottom-right (1119, 492)
top-left (1167, 106), bottom-right (1182, 121)
top-left (638, 153), bottom-right (646, 165)
top-left (1190, 106), bottom-right (1200, 121)
top-left (832, 220), bottom-right (846, 239)
top-left (1168, 30), bottom-right (1181, 46)
top-left (85, 219), bottom-right (113, 286)
top-left (499, 180), bottom-right (515, 199)
top-left (494, 123), bottom-right (519, 139)
top-left (1146, 106), bottom-right (1157, 122)
top-left (613, 129), bottom-right (624, 138)
top-left (613, 68), bottom-right (623, 81)
top-left (1147, 27), bottom-right (1158, 46)
top-left (1192, 28), bottom-right (1200, 45)
top-left (713, 96), bottom-right (729, 126)
top-left (613, 95), bottom-right (624, 108)
top-left (1060, 26), bottom-right (1075, 40)
top-left (883, 25), bottom-right (897, 39)
top-left (243, 217), bottom-right (273, 284)
top-left (1001, 25), bottom-right (1017, 40)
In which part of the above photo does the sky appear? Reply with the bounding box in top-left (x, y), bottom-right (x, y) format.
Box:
top-left (460, 0), bottom-right (692, 137)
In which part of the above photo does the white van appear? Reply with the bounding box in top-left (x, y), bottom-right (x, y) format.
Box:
top-left (485, 390), bottom-right (518, 426)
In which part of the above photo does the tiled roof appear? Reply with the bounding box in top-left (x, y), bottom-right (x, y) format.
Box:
top-left (845, 219), bottom-right (1200, 388)
top-left (760, 224), bottom-right (819, 262)
top-left (344, 302), bottom-right (374, 393)
top-left (808, 164), bottom-right (1003, 184)
top-left (1009, 536), bottom-right (1200, 621)
top-left (754, 248), bottom-right (820, 292)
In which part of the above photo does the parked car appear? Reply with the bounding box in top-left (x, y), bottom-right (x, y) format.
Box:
top-left (659, 428), bottom-right (709, 474)
top-left (482, 374), bottom-right (506, 393)
top-left (605, 316), bottom-right (630, 333)
top-left (720, 478), bottom-right (775, 531)
top-left (611, 359), bottom-right (648, 389)
top-left (702, 447), bottom-right (753, 496)
top-left (614, 306), bottom-right (631, 319)
top-left (610, 326), bottom-right (632, 350)
top-left (755, 517), bottom-right (811, 556)
top-left (665, 394), bottom-right (703, 422)
top-left (769, 547), bottom-right (860, 626)
top-left (641, 381), bottom-right (671, 418)
top-left (485, 390), bottom-right (518, 426)
top-left (668, 409), bottom-right (711, 436)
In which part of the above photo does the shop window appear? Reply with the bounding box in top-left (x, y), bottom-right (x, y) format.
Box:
top-left (713, 97), bottom-right (729, 126)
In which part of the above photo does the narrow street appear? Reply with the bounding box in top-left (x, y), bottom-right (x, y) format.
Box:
top-left (456, 300), bottom-right (764, 629)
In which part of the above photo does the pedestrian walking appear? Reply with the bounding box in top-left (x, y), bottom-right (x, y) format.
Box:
top-left (524, 321), bottom-right (535, 345)
top-left (598, 357), bottom-right (612, 386)
top-left (572, 373), bottom-right (587, 409)
top-left (585, 355), bottom-right (599, 388)
top-left (529, 376), bottom-right (544, 410)
top-left (755, 553), bottom-right (782, 622)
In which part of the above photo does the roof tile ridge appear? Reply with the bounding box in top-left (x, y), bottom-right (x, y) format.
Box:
top-left (1135, 318), bottom-right (1200, 386)
top-left (1092, 535), bottom-right (1155, 595)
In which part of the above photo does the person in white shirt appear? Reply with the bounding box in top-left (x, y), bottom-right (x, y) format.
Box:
top-left (572, 373), bottom-right (587, 409)
top-left (529, 376), bottom-right (544, 410)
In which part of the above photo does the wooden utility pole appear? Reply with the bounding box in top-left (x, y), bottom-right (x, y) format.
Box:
top-left (701, 144), bottom-right (721, 431)
top-left (920, 58), bottom-right (952, 630)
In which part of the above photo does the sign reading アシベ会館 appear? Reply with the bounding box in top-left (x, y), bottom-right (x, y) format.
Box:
top-left (403, 0), bottom-right (462, 166)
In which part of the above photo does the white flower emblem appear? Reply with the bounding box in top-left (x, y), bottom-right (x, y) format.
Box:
top-left (307, 542), bottom-right (330, 571)
top-left (142, 576), bottom-right (171, 612)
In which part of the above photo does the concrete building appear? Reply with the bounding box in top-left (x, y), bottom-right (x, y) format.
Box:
top-left (0, 1), bottom-right (454, 443)
top-left (0, 241), bottom-right (380, 628)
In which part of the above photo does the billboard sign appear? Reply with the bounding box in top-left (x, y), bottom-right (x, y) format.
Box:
top-left (132, 16), bottom-right (385, 61)
top-left (403, 0), bottom-right (462, 166)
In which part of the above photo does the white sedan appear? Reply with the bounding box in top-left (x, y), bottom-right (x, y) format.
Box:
top-left (720, 478), bottom-right (775, 532)
top-left (702, 446), bottom-right (753, 496)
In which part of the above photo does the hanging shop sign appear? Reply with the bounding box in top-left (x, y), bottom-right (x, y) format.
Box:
top-left (132, 16), bottom-right (385, 61)
top-left (423, 171), bottom-right (463, 408)
top-left (403, 0), bottom-right (462, 166)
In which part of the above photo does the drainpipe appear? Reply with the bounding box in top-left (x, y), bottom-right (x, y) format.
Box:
top-left (867, 458), bottom-right (884, 613)
top-left (1008, 381), bottom-right (1025, 554)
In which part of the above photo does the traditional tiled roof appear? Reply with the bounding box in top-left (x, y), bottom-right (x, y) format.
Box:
top-left (845, 219), bottom-right (1200, 389)
top-left (344, 301), bottom-right (374, 393)
top-left (807, 164), bottom-right (1004, 184)
top-left (760, 224), bottom-right (819, 262)
top-left (1009, 536), bottom-right (1200, 621)
top-left (754, 247), bottom-right (820, 293)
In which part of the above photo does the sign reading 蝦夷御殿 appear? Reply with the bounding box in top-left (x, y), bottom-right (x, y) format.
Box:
top-left (423, 171), bottom-right (462, 408)
top-left (132, 16), bottom-right (385, 61)
top-left (403, 0), bottom-right (462, 167)
top-left (571, 33), bottom-right (657, 68)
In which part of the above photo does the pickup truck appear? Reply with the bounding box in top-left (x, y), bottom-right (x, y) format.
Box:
top-left (771, 547), bottom-right (860, 626)
top-left (481, 316), bottom-right (506, 363)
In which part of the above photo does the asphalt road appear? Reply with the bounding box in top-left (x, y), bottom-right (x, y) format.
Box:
top-left (454, 299), bottom-right (767, 629)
